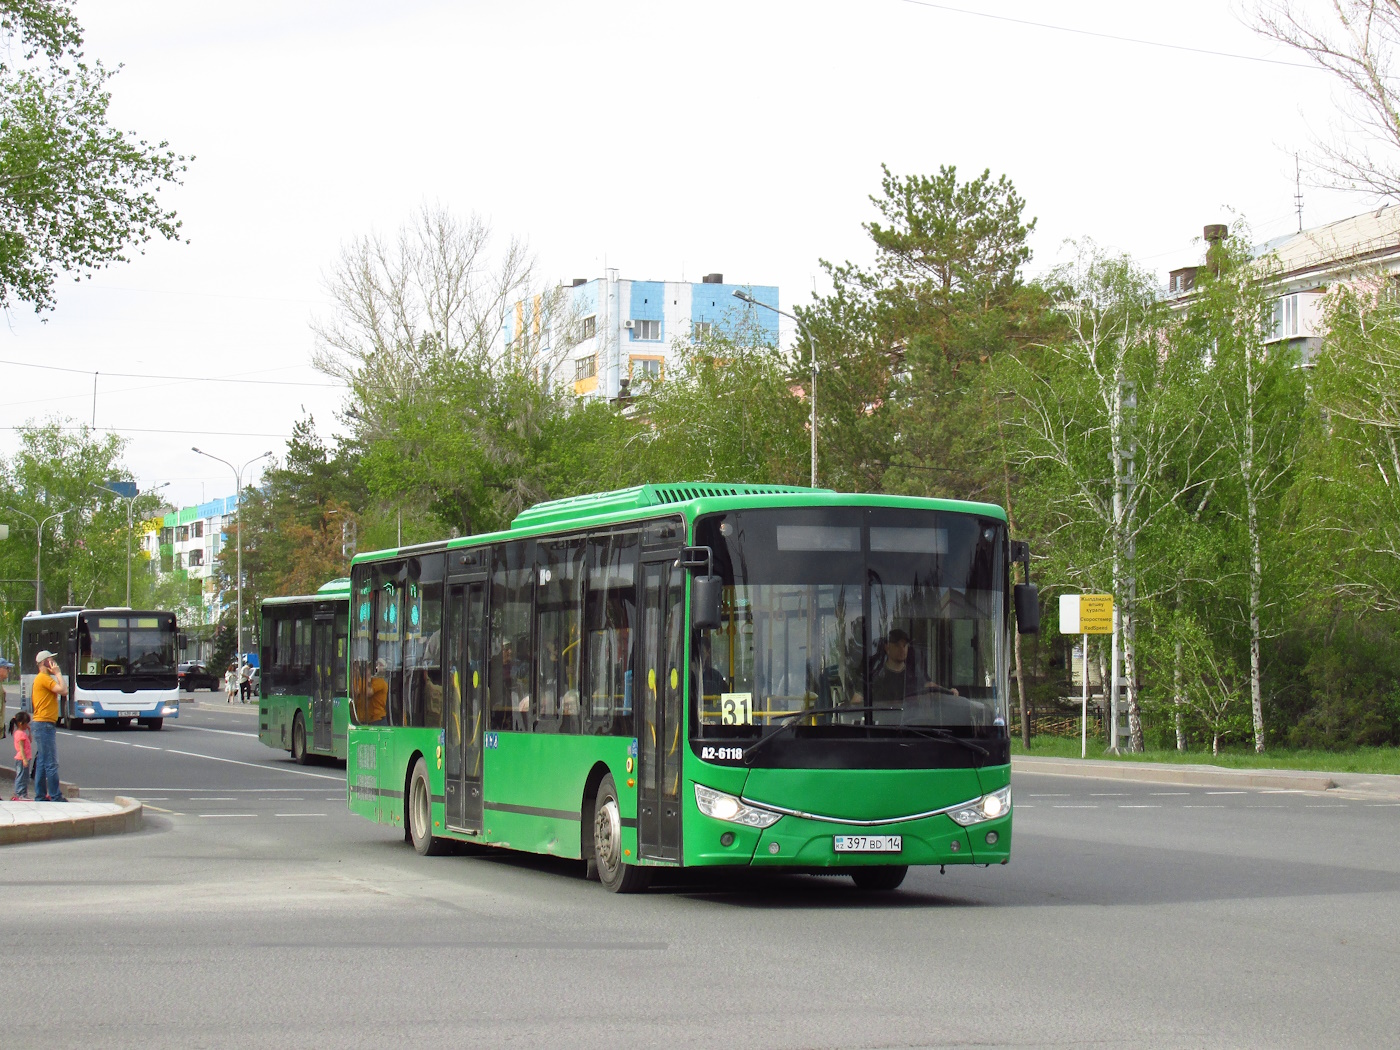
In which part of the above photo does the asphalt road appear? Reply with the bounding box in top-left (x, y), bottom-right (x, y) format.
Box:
top-left (1, 695), bottom-right (1397, 1049)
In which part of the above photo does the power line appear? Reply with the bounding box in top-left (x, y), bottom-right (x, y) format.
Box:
top-left (894, 0), bottom-right (1318, 70)
top-left (2, 425), bottom-right (293, 438)
top-left (0, 358), bottom-right (342, 387)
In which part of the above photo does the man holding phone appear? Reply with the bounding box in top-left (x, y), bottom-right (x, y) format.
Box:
top-left (31, 650), bottom-right (67, 802)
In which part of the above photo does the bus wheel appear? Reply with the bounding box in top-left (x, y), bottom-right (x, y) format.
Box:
top-left (291, 713), bottom-right (309, 765)
top-left (139, 718), bottom-right (164, 732)
top-left (850, 865), bottom-right (908, 892)
top-left (408, 758), bottom-right (448, 856)
top-left (593, 774), bottom-right (650, 893)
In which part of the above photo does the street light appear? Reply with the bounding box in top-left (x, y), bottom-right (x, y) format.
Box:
top-left (734, 290), bottom-right (819, 487)
top-left (94, 482), bottom-right (169, 607)
top-left (191, 448), bottom-right (273, 663)
top-left (4, 505), bottom-right (78, 613)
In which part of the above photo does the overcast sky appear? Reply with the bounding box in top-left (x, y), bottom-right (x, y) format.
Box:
top-left (0, 0), bottom-right (1376, 508)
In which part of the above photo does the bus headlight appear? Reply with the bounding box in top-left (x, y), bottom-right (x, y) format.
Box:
top-left (947, 786), bottom-right (1012, 827)
top-left (694, 784), bottom-right (780, 829)
top-left (161, 706), bottom-right (177, 715)
top-left (82, 707), bottom-right (96, 716)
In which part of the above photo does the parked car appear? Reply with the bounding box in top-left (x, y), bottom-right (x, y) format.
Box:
top-left (177, 662), bottom-right (220, 691)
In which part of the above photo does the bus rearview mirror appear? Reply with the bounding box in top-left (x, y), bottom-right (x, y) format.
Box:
top-left (1014, 583), bottom-right (1040, 634)
top-left (692, 575), bottom-right (722, 630)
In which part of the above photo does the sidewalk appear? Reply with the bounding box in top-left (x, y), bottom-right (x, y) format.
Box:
top-left (1012, 754), bottom-right (1400, 800)
top-left (0, 797), bottom-right (143, 844)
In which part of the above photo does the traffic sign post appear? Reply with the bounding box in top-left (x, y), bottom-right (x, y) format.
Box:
top-left (1060, 594), bottom-right (1114, 758)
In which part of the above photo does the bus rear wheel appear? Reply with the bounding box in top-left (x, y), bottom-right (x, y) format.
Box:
top-left (408, 758), bottom-right (448, 856)
top-left (291, 713), bottom-right (309, 764)
top-left (593, 774), bottom-right (650, 893)
top-left (850, 865), bottom-right (908, 892)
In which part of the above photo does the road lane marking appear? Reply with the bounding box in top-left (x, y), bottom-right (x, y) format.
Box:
top-left (171, 725), bottom-right (259, 739)
top-left (1119, 804), bottom-right (1161, 808)
top-left (1206, 790), bottom-right (1247, 795)
top-left (1089, 793), bottom-right (1129, 797)
top-left (198, 813), bottom-right (257, 818)
top-left (276, 813), bottom-right (327, 817)
top-left (162, 749), bottom-right (341, 780)
top-left (1183, 805), bottom-right (1225, 808)
top-left (1150, 792), bottom-right (1191, 796)
top-left (1052, 804), bottom-right (1098, 808)
top-left (130, 743), bottom-right (161, 750)
top-left (190, 797), bottom-right (237, 801)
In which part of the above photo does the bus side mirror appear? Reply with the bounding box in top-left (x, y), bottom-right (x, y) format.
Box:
top-left (1014, 583), bottom-right (1040, 634)
top-left (692, 576), bottom-right (722, 631)
top-left (67, 629), bottom-right (77, 647)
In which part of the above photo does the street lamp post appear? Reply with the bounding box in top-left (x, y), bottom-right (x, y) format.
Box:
top-left (95, 482), bottom-right (169, 607)
top-left (733, 290), bottom-right (819, 487)
top-left (191, 448), bottom-right (273, 663)
top-left (4, 505), bottom-right (77, 612)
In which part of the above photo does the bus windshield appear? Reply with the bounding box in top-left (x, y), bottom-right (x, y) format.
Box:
top-left (78, 614), bottom-right (177, 676)
top-left (693, 508), bottom-right (1008, 738)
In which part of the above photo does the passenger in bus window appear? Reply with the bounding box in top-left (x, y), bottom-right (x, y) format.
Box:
top-left (351, 659), bottom-right (388, 724)
top-left (697, 635), bottom-right (728, 698)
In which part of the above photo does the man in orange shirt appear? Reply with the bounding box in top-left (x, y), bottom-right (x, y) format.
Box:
top-left (31, 650), bottom-right (67, 802)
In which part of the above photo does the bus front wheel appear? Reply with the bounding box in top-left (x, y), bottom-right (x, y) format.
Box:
top-left (408, 758), bottom-right (448, 856)
top-left (593, 774), bottom-right (650, 893)
top-left (291, 712), bottom-right (309, 764)
top-left (850, 865), bottom-right (908, 892)
top-left (139, 718), bottom-right (163, 732)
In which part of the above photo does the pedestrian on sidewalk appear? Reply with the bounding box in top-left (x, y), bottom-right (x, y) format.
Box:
top-left (239, 660), bottom-right (253, 704)
top-left (30, 650), bottom-right (67, 803)
top-left (225, 663), bottom-right (238, 703)
top-left (10, 711), bottom-right (31, 800)
top-left (0, 656), bottom-right (11, 739)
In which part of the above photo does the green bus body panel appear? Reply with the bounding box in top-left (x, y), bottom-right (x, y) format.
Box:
top-left (259, 693), bottom-right (349, 759)
top-left (738, 766), bottom-right (986, 822)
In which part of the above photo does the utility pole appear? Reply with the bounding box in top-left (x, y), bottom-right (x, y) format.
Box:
top-left (192, 448), bottom-right (273, 661)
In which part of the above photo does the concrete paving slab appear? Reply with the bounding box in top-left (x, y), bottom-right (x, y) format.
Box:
top-left (0, 796), bottom-right (142, 844)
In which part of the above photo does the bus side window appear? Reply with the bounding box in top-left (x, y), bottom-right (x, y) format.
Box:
top-left (405, 578), bottom-right (443, 729)
top-left (373, 567), bottom-right (403, 727)
top-left (585, 530), bottom-right (638, 737)
top-left (488, 541), bottom-right (533, 732)
top-left (536, 537), bottom-right (584, 734)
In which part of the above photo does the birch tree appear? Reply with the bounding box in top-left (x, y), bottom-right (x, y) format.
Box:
top-left (1001, 244), bottom-right (1218, 751)
top-left (1176, 235), bottom-right (1306, 752)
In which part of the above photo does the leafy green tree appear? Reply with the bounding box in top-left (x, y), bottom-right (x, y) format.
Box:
top-left (625, 333), bottom-right (809, 485)
top-left (1176, 233), bottom-right (1306, 752)
top-left (0, 422), bottom-right (159, 647)
top-left (0, 0), bottom-right (188, 312)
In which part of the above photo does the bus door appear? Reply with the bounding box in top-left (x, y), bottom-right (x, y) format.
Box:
top-left (444, 571), bottom-right (487, 832)
top-left (312, 612), bottom-right (334, 753)
top-left (637, 555), bottom-right (684, 862)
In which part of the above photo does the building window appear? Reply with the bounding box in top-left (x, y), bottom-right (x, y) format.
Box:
top-left (632, 319), bottom-right (661, 341)
top-left (189, 549), bottom-right (204, 567)
top-left (176, 525), bottom-right (189, 543)
top-left (630, 356), bottom-right (662, 382)
top-left (1272, 294), bottom-right (1299, 340)
top-left (575, 356), bottom-right (597, 381)
top-left (581, 315), bottom-right (596, 340)
top-left (173, 552), bottom-right (184, 570)
top-left (692, 321), bottom-right (712, 341)
top-left (193, 521), bottom-right (203, 539)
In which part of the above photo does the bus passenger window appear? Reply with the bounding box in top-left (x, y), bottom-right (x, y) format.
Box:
top-left (536, 538), bottom-right (584, 733)
top-left (405, 580), bottom-right (442, 729)
top-left (585, 531), bottom-right (638, 736)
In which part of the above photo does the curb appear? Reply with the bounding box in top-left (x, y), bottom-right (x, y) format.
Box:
top-left (0, 764), bottom-right (80, 799)
top-left (0, 796), bottom-right (143, 845)
top-left (1012, 756), bottom-right (1336, 793)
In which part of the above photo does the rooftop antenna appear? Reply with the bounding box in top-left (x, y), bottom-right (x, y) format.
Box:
top-left (1295, 153), bottom-right (1304, 232)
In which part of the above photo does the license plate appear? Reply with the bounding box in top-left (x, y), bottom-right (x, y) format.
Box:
top-left (118, 710), bottom-right (139, 718)
top-left (834, 834), bottom-right (902, 853)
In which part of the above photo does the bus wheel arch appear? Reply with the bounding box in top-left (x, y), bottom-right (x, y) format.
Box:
top-left (291, 711), bottom-right (309, 764)
top-left (407, 755), bottom-right (448, 856)
top-left (592, 772), bottom-right (650, 893)
top-left (580, 762), bottom-right (612, 880)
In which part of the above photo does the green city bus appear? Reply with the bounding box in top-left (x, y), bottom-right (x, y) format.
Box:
top-left (345, 483), bottom-right (1039, 892)
top-left (258, 578), bottom-right (351, 762)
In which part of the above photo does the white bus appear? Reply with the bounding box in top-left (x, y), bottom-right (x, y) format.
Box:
top-left (20, 608), bottom-right (183, 730)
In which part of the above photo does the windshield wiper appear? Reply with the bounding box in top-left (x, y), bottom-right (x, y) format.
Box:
top-left (863, 722), bottom-right (989, 758)
top-left (741, 706), bottom-right (902, 766)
